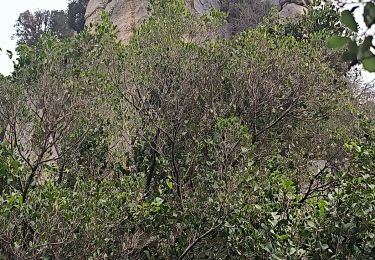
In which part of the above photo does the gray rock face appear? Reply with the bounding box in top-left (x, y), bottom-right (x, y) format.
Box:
top-left (85, 0), bottom-right (107, 19)
top-left (85, 0), bottom-right (149, 42)
top-left (279, 3), bottom-right (307, 18)
top-left (85, 0), bottom-right (310, 42)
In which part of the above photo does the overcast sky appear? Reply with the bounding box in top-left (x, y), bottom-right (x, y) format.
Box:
top-left (0, 0), bottom-right (68, 75)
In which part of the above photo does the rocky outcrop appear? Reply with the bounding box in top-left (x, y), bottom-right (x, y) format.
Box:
top-left (279, 0), bottom-right (310, 18)
top-left (85, 0), bottom-right (149, 42)
top-left (279, 3), bottom-right (307, 18)
top-left (85, 0), bottom-right (311, 42)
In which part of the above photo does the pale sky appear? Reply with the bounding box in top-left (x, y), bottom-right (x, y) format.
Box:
top-left (0, 0), bottom-right (68, 75)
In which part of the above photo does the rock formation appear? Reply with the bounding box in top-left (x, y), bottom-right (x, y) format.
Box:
top-left (279, 3), bottom-right (307, 18)
top-left (85, 0), bottom-right (149, 42)
top-left (85, 0), bottom-right (311, 42)
top-left (279, 0), bottom-right (309, 18)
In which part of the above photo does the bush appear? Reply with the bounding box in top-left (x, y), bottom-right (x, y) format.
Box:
top-left (1, 1), bottom-right (374, 259)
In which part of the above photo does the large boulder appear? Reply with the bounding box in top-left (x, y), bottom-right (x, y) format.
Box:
top-left (279, 3), bottom-right (307, 18)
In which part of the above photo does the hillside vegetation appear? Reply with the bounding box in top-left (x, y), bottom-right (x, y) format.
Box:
top-left (1, 1), bottom-right (375, 259)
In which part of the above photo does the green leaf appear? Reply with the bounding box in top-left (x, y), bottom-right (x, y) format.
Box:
top-left (318, 200), bottom-right (327, 215)
top-left (362, 56), bottom-right (375, 72)
top-left (341, 10), bottom-right (358, 32)
top-left (276, 234), bottom-right (289, 240)
top-left (166, 178), bottom-right (173, 189)
top-left (362, 36), bottom-right (373, 50)
top-left (342, 41), bottom-right (358, 61)
top-left (358, 49), bottom-right (373, 60)
top-left (18, 195), bottom-right (23, 207)
top-left (327, 36), bottom-right (351, 49)
top-left (364, 3), bottom-right (375, 27)
top-left (283, 179), bottom-right (294, 191)
top-left (357, 36), bottom-right (373, 60)
top-left (358, 37), bottom-right (373, 59)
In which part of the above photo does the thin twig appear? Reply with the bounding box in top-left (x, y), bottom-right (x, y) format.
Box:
top-left (178, 223), bottom-right (222, 260)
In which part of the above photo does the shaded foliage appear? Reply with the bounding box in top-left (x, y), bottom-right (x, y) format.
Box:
top-left (221, 0), bottom-right (273, 34)
top-left (67, 0), bottom-right (89, 33)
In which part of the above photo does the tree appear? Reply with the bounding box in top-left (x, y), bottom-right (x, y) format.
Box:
top-left (1, 2), bottom-right (375, 259)
top-left (14, 10), bottom-right (50, 46)
top-left (67, 0), bottom-right (89, 33)
top-left (14, 10), bottom-right (73, 47)
top-left (50, 10), bottom-right (75, 38)
top-left (14, 0), bottom-right (89, 47)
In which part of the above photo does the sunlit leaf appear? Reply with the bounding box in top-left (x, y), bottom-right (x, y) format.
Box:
top-left (362, 56), bottom-right (375, 72)
top-left (166, 179), bottom-right (173, 189)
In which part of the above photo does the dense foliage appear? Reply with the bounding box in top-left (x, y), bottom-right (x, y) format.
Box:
top-left (1, 1), bottom-right (375, 259)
